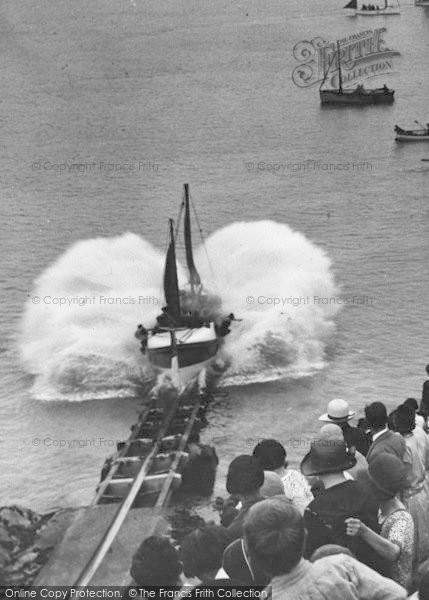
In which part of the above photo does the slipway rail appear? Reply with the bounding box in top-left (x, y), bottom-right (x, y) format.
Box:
top-left (73, 388), bottom-right (211, 586)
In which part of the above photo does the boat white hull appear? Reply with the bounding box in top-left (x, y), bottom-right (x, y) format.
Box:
top-left (354, 8), bottom-right (400, 14)
top-left (147, 322), bottom-right (220, 388)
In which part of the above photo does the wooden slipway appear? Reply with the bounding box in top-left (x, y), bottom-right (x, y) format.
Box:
top-left (34, 504), bottom-right (168, 585)
top-left (34, 388), bottom-right (212, 585)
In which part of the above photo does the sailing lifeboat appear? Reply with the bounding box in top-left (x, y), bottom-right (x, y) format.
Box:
top-left (135, 184), bottom-right (235, 390)
top-left (344, 0), bottom-right (400, 14)
top-left (319, 41), bottom-right (395, 105)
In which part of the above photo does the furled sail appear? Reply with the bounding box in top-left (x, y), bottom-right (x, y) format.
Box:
top-left (183, 183), bottom-right (201, 288)
top-left (344, 0), bottom-right (357, 7)
top-left (163, 219), bottom-right (181, 318)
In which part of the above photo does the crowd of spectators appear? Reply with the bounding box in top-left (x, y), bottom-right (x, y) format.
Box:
top-left (128, 365), bottom-right (429, 599)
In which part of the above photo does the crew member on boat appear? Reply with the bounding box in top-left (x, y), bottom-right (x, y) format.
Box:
top-left (135, 324), bottom-right (148, 353)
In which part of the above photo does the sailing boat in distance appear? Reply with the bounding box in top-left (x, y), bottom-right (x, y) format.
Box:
top-left (319, 41), bottom-right (395, 105)
top-left (136, 184), bottom-right (236, 390)
top-left (344, 0), bottom-right (400, 15)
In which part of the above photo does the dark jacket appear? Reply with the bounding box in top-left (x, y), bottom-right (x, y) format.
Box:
top-left (180, 444), bottom-right (218, 496)
top-left (340, 422), bottom-right (372, 457)
top-left (304, 480), bottom-right (388, 574)
top-left (223, 496), bottom-right (265, 542)
top-left (366, 429), bottom-right (406, 465)
top-left (421, 379), bottom-right (429, 417)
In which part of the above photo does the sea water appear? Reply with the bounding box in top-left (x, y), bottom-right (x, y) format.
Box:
top-left (0, 0), bottom-right (427, 510)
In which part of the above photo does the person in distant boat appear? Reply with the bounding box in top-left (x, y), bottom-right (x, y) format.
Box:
top-left (134, 324), bottom-right (148, 353)
top-left (215, 313), bottom-right (240, 337)
top-left (176, 310), bottom-right (204, 329)
top-left (383, 84), bottom-right (389, 93)
top-left (156, 306), bottom-right (180, 328)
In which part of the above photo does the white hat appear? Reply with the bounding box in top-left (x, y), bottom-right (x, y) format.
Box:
top-left (319, 398), bottom-right (356, 423)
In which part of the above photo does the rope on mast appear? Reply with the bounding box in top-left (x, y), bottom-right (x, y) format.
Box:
top-left (189, 189), bottom-right (219, 292)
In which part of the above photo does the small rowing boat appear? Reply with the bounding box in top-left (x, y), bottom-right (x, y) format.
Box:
top-left (394, 122), bottom-right (429, 142)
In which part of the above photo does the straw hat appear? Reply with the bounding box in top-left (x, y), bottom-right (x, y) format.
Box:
top-left (319, 399), bottom-right (356, 423)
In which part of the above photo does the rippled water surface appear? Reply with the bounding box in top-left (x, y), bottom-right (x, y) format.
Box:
top-left (0, 0), bottom-right (427, 510)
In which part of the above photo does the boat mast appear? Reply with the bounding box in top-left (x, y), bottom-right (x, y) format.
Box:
top-left (183, 183), bottom-right (201, 297)
top-left (337, 41), bottom-right (343, 94)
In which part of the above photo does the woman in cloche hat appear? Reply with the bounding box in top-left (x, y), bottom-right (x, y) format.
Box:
top-left (345, 453), bottom-right (414, 592)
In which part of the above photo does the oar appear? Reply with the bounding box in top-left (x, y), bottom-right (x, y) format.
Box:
top-left (414, 120), bottom-right (426, 131)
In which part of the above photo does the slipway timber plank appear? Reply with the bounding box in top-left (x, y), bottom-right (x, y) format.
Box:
top-left (34, 505), bottom-right (168, 585)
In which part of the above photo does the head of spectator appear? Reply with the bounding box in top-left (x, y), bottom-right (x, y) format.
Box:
top-left (387, 408), bottom-right (398, 431)
top-left (418, 568), bottom-right (429, 600)
top-left (392, 403), bottom-right (415, 435)
top-left (130, 536), bottom-right (182, 585)
top-left (300, 424), bottom-right (356, 478)
top-left (404, 397), bottom-right (418, 412)
top-left (226, 455), bottom-right (264, 500)
top-left (260, 472), bottom-right (285, 498)
top-left (222, 538), bottom-right (270, 586)
top-left (253, 439), bottom-right (287, 471)
top-left (364, 402), bottom-right (387, 434)
top-left (243, 496), bottom-right (304, 578)
top-left (365, 453), bottom-right (410, 502)
top-left (180, 525), bottom-right (230, 583)
top-left (310, 544), bottom-right (353, 562)
top-left (426, 364), bottom-right (429, 377)
top-left (319, 399), bottom-right (356, 425)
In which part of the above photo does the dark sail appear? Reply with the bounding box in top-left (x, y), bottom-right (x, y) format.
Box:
top-left (163, 219), bottom-right (181, 318)
top-left (344, 0), bottom-right (357, 7)
top-left (183, 183), bottom-right (201, 288)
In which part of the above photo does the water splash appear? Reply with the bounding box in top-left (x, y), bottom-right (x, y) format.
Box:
top-left (195, 220), bottom-right (340, 386)
top-left (19, 222), bottom-right (340, 400)
top-left (19, 233), bottom-right (170, 400)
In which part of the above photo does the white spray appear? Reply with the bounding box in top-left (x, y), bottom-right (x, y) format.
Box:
top-left (20, 222), bottom-right (340, 399)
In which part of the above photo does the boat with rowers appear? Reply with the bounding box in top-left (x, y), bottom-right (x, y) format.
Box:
top-left (395, 122), bottom-right (429, 142)
top-left (344, 0), bottom-right (400, 15)
top-left (320, 42), bottom-right (395, 105)
top-left (135, 184), bottom-right (237, 391)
